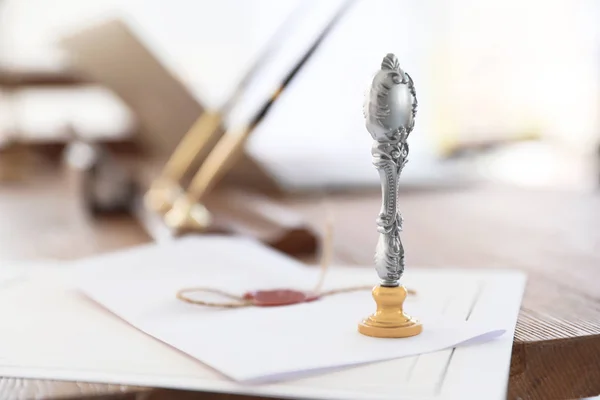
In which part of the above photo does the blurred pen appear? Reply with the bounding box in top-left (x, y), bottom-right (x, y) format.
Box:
top-left (145, 0), bottom-right (313, 213)
top-left (182, 0), bottom-right (358, 204)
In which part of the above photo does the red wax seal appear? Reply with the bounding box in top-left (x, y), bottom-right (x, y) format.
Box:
top-left (243, 289), bottom-right (320, 307)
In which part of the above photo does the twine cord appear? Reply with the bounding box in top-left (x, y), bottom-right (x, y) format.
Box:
top-left (176, 287), bottom-right (252, 308)
top-left (313, 211), bottom-right (334, 294)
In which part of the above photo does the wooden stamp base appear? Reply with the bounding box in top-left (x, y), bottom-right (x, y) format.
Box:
top-left (358, 285), bottom-right (423, 338)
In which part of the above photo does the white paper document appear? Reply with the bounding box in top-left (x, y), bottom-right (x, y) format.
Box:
top-left (0, 237), bottom-right (526, 399)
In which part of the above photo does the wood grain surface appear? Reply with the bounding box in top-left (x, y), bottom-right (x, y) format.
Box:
top-left (283, 186), bottom-right (600, 400)
top-left (0, 165), bottom-right (598, 400)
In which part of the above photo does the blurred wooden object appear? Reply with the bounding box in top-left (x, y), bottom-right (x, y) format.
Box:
top-left (0, 65), bottom-right (88, 87)
top-left (0, 139), bottom-right (31, 181)
top-left (0, 161), bottom-right (598, 399)
top-left (60, 19), bottom-right (280, 193)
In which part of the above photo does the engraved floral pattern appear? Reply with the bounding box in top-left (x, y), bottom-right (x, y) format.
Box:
top-left (364, 54), bottom-right (417, 286)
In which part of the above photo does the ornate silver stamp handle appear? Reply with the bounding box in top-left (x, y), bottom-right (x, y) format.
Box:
top-left (364, 53), bottom-right (418, 287)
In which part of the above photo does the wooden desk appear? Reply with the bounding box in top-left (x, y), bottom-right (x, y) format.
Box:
top-left (285, 187), bottom-right (600, 400)
top-left (0, 170), bottom-right (598, 400)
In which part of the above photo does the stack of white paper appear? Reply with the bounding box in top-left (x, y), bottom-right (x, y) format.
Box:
top-left (0, 236), bottom-right (526, 399)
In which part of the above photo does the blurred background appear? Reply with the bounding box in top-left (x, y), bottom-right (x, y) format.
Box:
top-left (1, 0), bottom-right (599, 189)
top-left (0, 0), bottom-right (600, 261)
